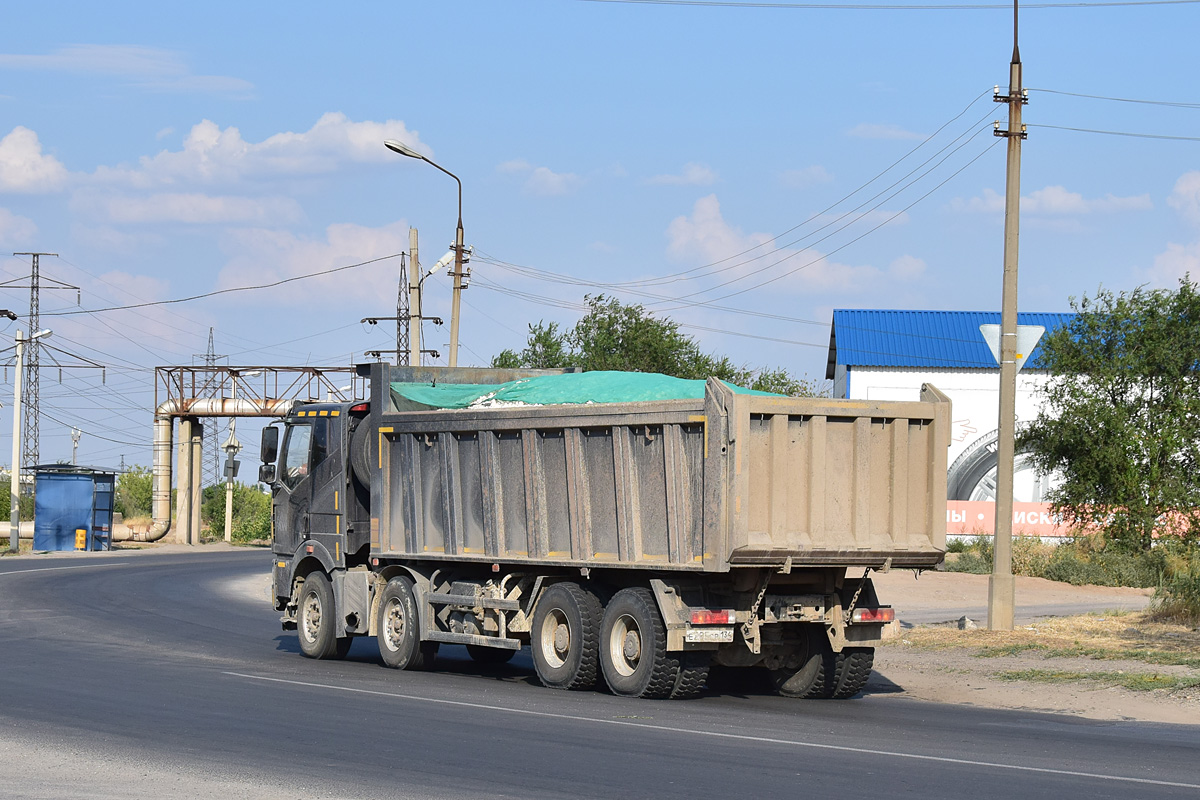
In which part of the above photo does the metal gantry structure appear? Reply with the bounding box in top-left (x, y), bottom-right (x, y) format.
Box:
top-left (3, 252), bottom-right (79, 474)
top-left (154, 365), bottom-right (368, 414)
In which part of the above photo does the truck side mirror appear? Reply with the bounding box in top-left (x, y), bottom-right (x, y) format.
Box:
top-left (258, 463), bottom-right (277, 484)
top-left (261, 426), bottom-right (279, 464)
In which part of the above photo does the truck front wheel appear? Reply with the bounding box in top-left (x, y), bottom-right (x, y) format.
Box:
top-left (599, 587), bottom-right (680, 699)
top-left (376, 576), bottom-right (438, 670)
top-left (531, 582), bottom-right (602, 690)
top-left (297, 573), bottom-right (350, 660)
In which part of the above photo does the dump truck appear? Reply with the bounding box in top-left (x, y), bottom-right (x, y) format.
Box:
top-left (261, 363), bottom-right (950, 700)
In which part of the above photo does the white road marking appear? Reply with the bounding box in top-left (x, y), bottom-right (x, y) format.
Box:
top-left (224, 671), bottom-right (1199, 790)
top-left (0, 563), bottom-right (127, 576)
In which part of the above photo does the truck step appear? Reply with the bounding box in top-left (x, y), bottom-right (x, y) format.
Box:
top-left (425, 630), bottom-right (521, 650)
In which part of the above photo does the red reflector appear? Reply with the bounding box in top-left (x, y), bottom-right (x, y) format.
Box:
top-left (690, 609), bottom-right (736, 625)
top-left (306, 545), bottom-right (314, 554)
top-left (371, 558), bottom-right (379, 566)
top-left (350, 402), bottom-right (369, 413)
top-left (852, 607), bottom-right (895, 623)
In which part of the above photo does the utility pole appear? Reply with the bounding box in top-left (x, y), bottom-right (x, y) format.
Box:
top-left (988, 0), bottom-right (1027, 632)
top-left (195, 328), bottom-right (226, 486)
top-left (7, 253), bottom-right (75, 474)
top-left (409, 227), bottom-right (421, 366)
top-left (9, 329), bottom-right (51, 553)
top-left (396, 253), bottom-right (410, 365)
top-left (71, 428), bottom-right (81, 465)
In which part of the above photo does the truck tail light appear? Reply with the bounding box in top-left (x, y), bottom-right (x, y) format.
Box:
top-left (690, 609), bottom-right (736, 625)
top-left (350, 402), bottom-right (369, 413)
top-left (851, 607), bottom-right (895, 623)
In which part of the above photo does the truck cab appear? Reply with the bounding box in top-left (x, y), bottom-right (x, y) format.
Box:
top-left (262, 400), bottom-right (373, 648)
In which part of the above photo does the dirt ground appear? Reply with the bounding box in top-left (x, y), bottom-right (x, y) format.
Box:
top-left (870, 569), bottom-right (1199, 724)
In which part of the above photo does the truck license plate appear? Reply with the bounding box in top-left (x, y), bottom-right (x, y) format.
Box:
top-left (685, 627), bottom-right (734, 643)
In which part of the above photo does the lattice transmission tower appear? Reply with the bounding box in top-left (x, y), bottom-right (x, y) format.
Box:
top-left (194, 328), bottom-right (227, 486)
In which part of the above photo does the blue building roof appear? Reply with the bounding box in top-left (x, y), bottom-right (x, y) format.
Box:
top-left (826, 309), bottom-right (1076, 378)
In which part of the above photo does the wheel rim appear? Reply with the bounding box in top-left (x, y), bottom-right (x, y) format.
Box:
top-left (382, 597), bottom-right (406, 653)
top-left (608, 613), bottom-right (641, 677)
top-left (539, 608), bottom-right (571, 669)
top-left (301, 590), bottom-right (321, 644)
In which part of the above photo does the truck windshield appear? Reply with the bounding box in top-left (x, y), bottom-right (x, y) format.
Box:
top-left (281, 424), bottom-right (313, 489)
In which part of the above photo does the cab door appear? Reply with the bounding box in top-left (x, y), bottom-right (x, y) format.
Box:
top-left (272, 421), bottom-right (314, 557)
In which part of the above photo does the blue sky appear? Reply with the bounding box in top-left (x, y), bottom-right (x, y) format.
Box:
top-left (2, 0), bottom-right (1199, 468)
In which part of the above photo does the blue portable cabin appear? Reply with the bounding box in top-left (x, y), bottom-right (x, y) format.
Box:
top-left (31, 465), bottom-right (117, 552)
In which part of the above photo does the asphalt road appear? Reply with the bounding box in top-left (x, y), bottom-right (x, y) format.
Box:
top-left (1, 549), bottom-right (1197, 799)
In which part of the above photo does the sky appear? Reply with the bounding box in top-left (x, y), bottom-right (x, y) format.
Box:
top-left (1, 0), bottom-right (1199, 472)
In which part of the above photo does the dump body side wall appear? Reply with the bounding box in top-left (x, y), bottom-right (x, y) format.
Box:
top-left (367, 366), bottom-right (949, 572)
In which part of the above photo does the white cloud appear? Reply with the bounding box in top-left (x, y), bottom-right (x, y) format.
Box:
top-left (0, 126), bottom-right (68, 192)
top-left (216, 221), bottom-right (412, 307)
top-left (71, 224), bottom-right (161, 252)
top-left (665, 194), bottom-right (891, 293)
top-left (92, 113), bottom-right (428, 187)
top-left (889, 255), bottom-right (926, 280)
top-left (847, 123), bottom-right (924, 141)
top-left (0, 207), bottom-right (37, 244)
top-left (1168, 171), bottom-right (1200, 226)
top-left (780, 165), bottom-right (833, 189)
top-left (0, 44), bottom-right (252, 94)
top-left (77, 191), bottom-right (304, 225)
top-left (1146, 241), bottom-right (1200, 288)
top-left (647, 162), bottom-right (716, 187)
top-left (496, 159), bottom-right (582, 196)
top-left (951, 185), bottom-right (1152, 215)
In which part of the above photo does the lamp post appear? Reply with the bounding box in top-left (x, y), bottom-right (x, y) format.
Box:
top-left (9, 328), bottom-right (51, 553)
top-left (221, 370), bottom-right (258, 543)
top-left (384, 139), bottom-right (467, 367)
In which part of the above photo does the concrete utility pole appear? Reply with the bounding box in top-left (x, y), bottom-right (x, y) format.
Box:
top-left (409, 227), bottom-right (421, 366)
top-left (989, 0), bottom-right (1028, 632)
top-left (71, 428), bottom-right (81, 465)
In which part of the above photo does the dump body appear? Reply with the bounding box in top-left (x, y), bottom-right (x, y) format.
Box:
top-left (368, 364), bottom-right (949, 572)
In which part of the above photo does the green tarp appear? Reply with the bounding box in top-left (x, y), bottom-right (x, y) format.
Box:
top-left (390, 370), bottom-right (781, 411)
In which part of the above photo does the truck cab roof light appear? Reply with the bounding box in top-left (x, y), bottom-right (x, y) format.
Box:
top-left (851, 607), bottom-right (894, 623)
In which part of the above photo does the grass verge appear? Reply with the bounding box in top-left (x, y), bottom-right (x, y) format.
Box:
top-left (994, 668), bottom-right (1200, 692)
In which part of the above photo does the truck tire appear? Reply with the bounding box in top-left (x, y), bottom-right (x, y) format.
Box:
top-left (531, 582), bottom-right (602, 690)
top-left (297, 572), bottom-right (350, 660)
top-left (376, 576), bottom-right (438, 670)
top-left (670, 652), bottom-right (711, 699)
top-left (829, 648), bottom-right (874, 699)
top-left (467, 645), bottom-right (517, 666)
top-left (770, 627), bottom-right (835, 699)
top-left (599, 587), bottom-right (680, 699)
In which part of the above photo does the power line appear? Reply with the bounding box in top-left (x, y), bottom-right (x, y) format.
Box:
top-left (42, 253), bottom-right (403, 317)
top-left (1025, 123), bottom-right (1200, 141)
top-left (576, 0), bottom-right (1200, 8)
top-left (1030, 87), bottom-right (1200, 109)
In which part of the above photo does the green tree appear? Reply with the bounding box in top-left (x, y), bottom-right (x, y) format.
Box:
top-left (201, 482), bottom-right (272, 544)
top-left (115, 466), bottom-right (153, 518)
top-left (1018, 278), bottom-right (1200, 552)
top-left (491, 295), bottom-right (821, 396)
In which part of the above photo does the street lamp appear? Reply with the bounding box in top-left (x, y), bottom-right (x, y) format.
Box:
top-left (221, 370), bottom-right (260, 544)
top-left (10, 328), bottom-right (51, 552)
top-left (383, 139), bottom-right (467, 367)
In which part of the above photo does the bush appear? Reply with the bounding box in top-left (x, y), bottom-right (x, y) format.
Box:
top-left (943, 534), bottom-right (1168, 588)
top-left (116, 466), bottom-right (153, 518)
top-left (202, 482), bottom-right (272, 545)
top-left (1153, 548), bottom-right (1200, 623)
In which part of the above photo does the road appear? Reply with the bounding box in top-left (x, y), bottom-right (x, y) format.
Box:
top-left (1, 549), bottom-right (1197, 799)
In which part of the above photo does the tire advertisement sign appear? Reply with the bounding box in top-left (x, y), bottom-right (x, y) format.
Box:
top-left (947, 500), bottom-right (1069, 538)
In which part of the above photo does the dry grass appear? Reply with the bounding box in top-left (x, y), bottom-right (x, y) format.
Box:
top-left (897, 611), bottom-right (1200, 672)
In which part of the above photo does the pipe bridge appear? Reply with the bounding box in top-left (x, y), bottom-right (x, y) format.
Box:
top-left (130, 366), bottom-right (367, 544)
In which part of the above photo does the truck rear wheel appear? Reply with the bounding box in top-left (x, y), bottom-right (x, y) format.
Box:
top-left (830, 648), bottom-right (874, 699)
top-left (770, 626), bottom-right (835, 698)
top-left (531, 582), bottom-right (602, 690)
top-left (377, 576), bottom-right (438, 670)
top-left (599, 587), bottom-right (680, 699)
top-left (297, 572), bottom-right (350, 660)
